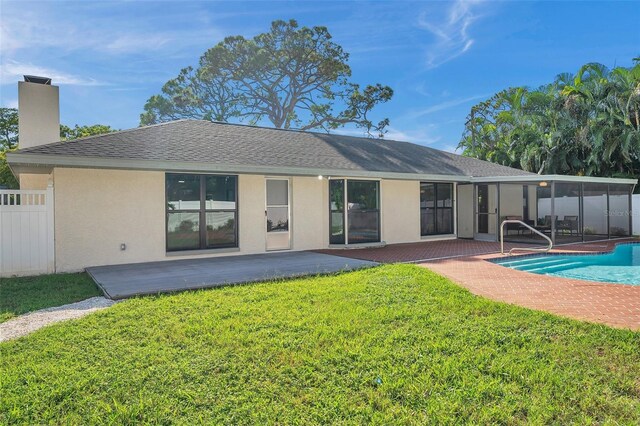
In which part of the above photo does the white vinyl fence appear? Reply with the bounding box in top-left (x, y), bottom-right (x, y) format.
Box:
top-left (0, 186), bottom-right (54, 277)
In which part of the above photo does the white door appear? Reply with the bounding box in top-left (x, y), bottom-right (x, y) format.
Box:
top-left (265, 178), bottom-right (291, 250)
top-left (457, 184), bottom-right (474, 238)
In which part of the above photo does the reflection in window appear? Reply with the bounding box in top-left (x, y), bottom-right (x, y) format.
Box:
top-left (347, 180), bottom-right (380, 244)
top-left (206, 212), bottom-right (236, 247)
top-left (329, 179), bottom-right (380, 244)
top-left (582, 183), bottom-right (608, 239)
top-left (421, 183), bottom-right (453, 235)
top-left (166, 174), bottom-right (201, 211)
top-left (329, 180), bottom-right (345, 244)
top-left (166, 174), bottom-right (237, 251)
top-left (609, 184), bottom-right (631, 237)
top-left (167, 212), bottom-right (200, 250)
top-left (554, 183), bottom-right (582, 242)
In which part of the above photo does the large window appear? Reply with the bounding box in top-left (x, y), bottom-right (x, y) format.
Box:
top-left (329, 179), bottom-right (380, 244)
top-left (420, 183), bottom-right (453, 235)
top-left (166, 174), bottom-right (237, 251)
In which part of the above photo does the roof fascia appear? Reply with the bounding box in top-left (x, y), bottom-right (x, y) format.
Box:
top-left (471, 174), bottom-right (638, 185)
top-left (6, 153), bottom-right (473, 182)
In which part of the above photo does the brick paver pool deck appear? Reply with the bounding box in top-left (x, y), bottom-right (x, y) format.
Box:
top-left (320, 239), bottom-right (639, 330)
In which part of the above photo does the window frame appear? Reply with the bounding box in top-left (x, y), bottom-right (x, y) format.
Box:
top-left (328, 178), bottom-right (381, 245)
top-left (166, 173), bottom-right (239, 252)
top-left (420, 182), bottom-right (454, 236)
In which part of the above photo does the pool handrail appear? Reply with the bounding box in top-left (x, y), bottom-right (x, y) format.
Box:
top-left (500, 220), bottom-right (553, 255)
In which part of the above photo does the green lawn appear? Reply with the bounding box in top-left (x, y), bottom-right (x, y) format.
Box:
top-left (0, 273), bottom-right (101, 323)
top-left (1, 264), bottom-right (638, 424)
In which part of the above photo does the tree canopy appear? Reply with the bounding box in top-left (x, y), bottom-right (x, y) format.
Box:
top-left (0, 107), bottom-right (116, 188)
top-left (458, 59), bottom-right (640, 181)
top-left (0, 107), bottom-right (18, 150)
top-left (141, 19), bottom-right (393, 137)
top-left (59, 124), bottom-right (117, 141)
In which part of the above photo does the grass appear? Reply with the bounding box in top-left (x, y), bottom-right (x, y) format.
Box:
top-left (0, 273), bottom-right (101, 323)
top-left (1, 264), bottom-right (638, 424)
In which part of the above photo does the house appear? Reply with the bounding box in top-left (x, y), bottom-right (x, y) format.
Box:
top-left (6, 77), bottom-right (637, 273)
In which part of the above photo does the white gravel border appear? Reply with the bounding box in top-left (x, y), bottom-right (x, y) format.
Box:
top-left (0, 297), bottom-right (117, 342)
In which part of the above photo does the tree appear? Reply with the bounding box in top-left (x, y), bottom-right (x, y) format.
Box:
top-left (0, 108), bottom-right (18, 150)
top-left (0, 150), bottom-right (18, 189)
top-left (60, 124), bottom-right (117, 140)
top-left (458, 59), bottom-right (640, 182)
top-left (0, 118), bottom-right (116, 189)
top-left (141, 19), bottom-right (393, 137)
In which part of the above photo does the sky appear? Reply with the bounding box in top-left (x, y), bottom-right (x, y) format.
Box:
top-left (0, 0), bottom-right (638, 153)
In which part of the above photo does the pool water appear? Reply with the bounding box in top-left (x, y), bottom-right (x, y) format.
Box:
top-left (493, 243), bottom-right (640, 285)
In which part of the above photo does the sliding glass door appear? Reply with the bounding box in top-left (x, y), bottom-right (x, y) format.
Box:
top-left (347, 180), bottom-right (380, 244)
top-left (420, 182), bottom-right (454, 235)
top-left (329, 180), bottom-right (345, 244)
top-left (329, 179), bottom-right (380, 245)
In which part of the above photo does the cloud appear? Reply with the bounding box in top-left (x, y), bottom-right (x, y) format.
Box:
top-left (408, 94), bottom-right (488, 118)
top-left (334, 125), bottom-right (441, 145)
top-left (1, 61), bottom-right (104, 86)
top-left (104, 34), bottom-right (173, 54)
top-left (440, 144), bottom-right (461, 153)
top-left (383, 126), bottom-right (441, 145)
top-left (418, 0), bottom-right (486, 69)
top-left (0, 2), bottom-right (222, 57)
top-left (2, 99), bottom-right (19, 109)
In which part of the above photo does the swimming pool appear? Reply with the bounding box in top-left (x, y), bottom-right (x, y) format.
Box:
top-left (493, 243), bottom-right (640, 285)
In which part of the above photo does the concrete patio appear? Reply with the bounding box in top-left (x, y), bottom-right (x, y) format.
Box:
top-left (87, 251), bottom-right (377, 299)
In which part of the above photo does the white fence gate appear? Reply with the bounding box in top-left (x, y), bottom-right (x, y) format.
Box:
top-left (0, 186), bottom-right (54, 277)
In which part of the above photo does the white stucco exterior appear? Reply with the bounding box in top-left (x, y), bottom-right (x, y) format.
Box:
top-left (18, 81), bottom-right (60, 150)
top-left (47, 168), bottom-right (465, 272)
top-left (13, 166), bottom-right (634, 273)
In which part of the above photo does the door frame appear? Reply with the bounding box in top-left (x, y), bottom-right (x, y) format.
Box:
top-left (474, 183), bottom-right (499, 241)
top-left (328, 178), bottom-right (381, 246)
top-left (265, 177), bottom-right (292, 251)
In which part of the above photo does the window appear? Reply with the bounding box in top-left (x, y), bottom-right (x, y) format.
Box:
top-left (166, 174), bottom-right (237, 251)
top-left (329, 179), bottom-right (380, 244)
top-left (347, 180), bottom-right (380, 244)
top-left (420, 183), bottom-right (453, 235)
top-left (329, 179), bottom-right (345, 244)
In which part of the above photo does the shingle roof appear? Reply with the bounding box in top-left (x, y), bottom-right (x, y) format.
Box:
top-left (14, 120), bottom-right (534, 178)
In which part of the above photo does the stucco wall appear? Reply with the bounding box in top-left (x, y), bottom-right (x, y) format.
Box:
top-left (19, 173), bottom-right (52, 190)
top-left (499, 184), bottom-right (524, 218)
top-left (54, 169), bottom-right (282, 272)
top-left (237, 174), bottom-right (267, 254)
top-left (291, 176), bottom-right (328, 250)
top-left (381, 180), bottom-right (421, 244)
top-left (457, 184), bottom-right (474, 238)
top-left (54, 168), bottom-right (167, 272)
top-left (18, 81), bottom-right (60, 150)
top-left (52, 169), bottom-right (338, 272)
top-left (52, 169), bottom-right (455, 271)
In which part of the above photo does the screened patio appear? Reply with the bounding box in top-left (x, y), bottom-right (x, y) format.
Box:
top-left (465, 176), bottom-right (636, 245)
